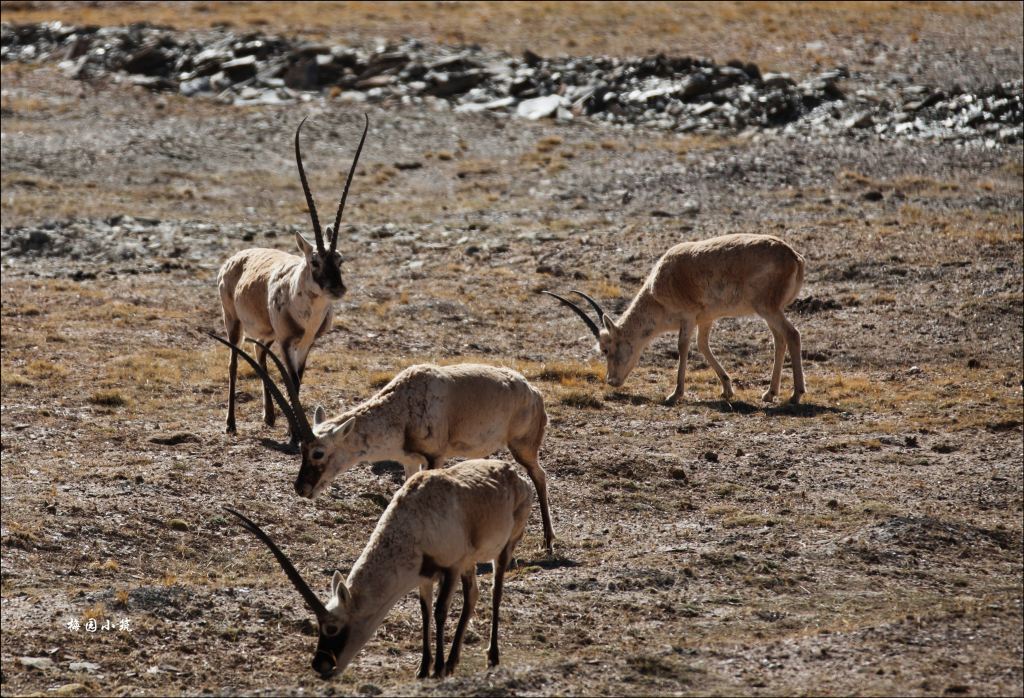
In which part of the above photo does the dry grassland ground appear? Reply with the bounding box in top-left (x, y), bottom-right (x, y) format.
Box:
top-left (1, 2), bottom-right (1022, 697)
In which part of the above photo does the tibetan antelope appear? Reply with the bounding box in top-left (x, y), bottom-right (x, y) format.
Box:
top-left (217, 114), bottom-right (368, 440)
top-left (205, 332), bottom-right (555, 552)
top-left (224, 458), bottom-right (533, 679)
top-left (545, 233), bottom-right (806, 404)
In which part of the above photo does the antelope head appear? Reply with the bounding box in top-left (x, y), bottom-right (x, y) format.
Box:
top-left (293, 114), bottom-right (370, 300)
top-left (223, 507), bottom-right (370, 678)
top-left (205, 333), bottom-right (360, 498)
top-left (542, 290), bottom-right (641, 388)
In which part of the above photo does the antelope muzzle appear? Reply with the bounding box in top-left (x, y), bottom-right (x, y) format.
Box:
top-left (312, 649), bottom-right (337, 678)
top-left (294, 458), bottom-right (324, 498)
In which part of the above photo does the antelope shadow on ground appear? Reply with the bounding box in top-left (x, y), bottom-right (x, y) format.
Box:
top-left (698, 399), bottom-right (845, 418)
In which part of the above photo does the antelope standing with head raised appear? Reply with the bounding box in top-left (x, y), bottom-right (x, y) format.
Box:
top-left (205, 333), bottom-right (555, 552)
top-left (224, 458), bottom-right (534, 679)
top-left (545, 233), bottom-right (806, 404)
top-left (217, 115), bottom-right (368, 439)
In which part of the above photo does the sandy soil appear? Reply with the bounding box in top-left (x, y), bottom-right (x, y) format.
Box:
top-left (1, 3), bottom-right (1022, 697)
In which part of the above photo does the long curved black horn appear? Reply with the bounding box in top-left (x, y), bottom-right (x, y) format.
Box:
top-left (329, 114), bottom-right (369, 255)
top-left (249, 338), bottom-right (315, 442)
top-left (223, 507), bottom-right (328, 619)
top-left (204, 332), bottom-right (310, 443)
top-left (295, 116), bottom-right (325, 253)
top-left (541, 291), bottom-right (601, 338)
top-left (570, 289), bottom-right (610, 323)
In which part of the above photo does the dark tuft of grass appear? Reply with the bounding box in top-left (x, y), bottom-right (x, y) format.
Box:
top-left (89, 390), bottom-right (128, 407)
top-left (560, 391), bottom-right (604, 409)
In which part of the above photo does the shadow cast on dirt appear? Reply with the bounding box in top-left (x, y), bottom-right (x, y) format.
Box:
top-left (476, 555), bottom-right (581, 575)
top-left (370, 460), bottom-right (407, 485)
top-left (698, 399), bottom-right (844, 418)
top-left (258, 437), bottom-right (299, 454)
top-left (604, 391), bottom-right (658, 406)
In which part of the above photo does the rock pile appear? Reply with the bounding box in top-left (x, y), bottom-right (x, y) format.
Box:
top-left (1, 216), bottom-right (244, 276)
top-left (2, 21), bottom-right (1021, 142)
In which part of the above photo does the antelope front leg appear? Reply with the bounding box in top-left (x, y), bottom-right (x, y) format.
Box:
top-left (433, 569), bottom-right (457, 678)
top-left (225, 321), bottom-right (242, 434)
top-left (401, 452), bottom-right (431, 480)
top-left (417, 582), bottom-right (433, 679)
top-left (280, 340), bottom-right (306, 445)
top-left (444, 572), bottom-right (479, 676)
top-left (488, 545), bottom-right (512, 668)
top-left (665, 319), bottom-right (695, 405)
top-left (256, 342), bottom-right (275, 427)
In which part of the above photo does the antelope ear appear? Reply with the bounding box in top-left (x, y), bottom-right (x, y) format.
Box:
top-left (602, 314), bottom-right (618, 335)
top-left (332, 570), bottom-right (351, 606)
top-left (332, 416), bottom-right (356, 440)
top-left (314, 405), bottom-right (327, 426)
top-left (295, 231), bottom-right (315, 259)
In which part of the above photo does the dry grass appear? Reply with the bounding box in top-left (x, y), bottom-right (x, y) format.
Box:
top-left (2, 1), bottom-right (1018, 72)
top-left (1, 21), bottom-right (1021, 693)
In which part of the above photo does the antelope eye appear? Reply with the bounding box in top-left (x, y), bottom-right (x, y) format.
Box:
top-left (322, 622), bottom-right (341, 637)
top-left (312, 449), bottom-right (325, 460)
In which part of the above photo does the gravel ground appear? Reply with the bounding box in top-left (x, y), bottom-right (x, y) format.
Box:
top-left (1, 3), bottom-right (1022, 697)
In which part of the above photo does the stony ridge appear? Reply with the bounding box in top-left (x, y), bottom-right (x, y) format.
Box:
top-left (2, 21), bottom-right (1021, 142)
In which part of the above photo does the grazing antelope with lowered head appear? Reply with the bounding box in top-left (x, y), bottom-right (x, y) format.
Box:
top-left (545, 233), bottom-right (806, 404)
top-left (217, 114), bottom-right (368, 440)
top-left (224, 458), bottom-right (533, 679)
top-left (205, 332), bottom-right (555, 552)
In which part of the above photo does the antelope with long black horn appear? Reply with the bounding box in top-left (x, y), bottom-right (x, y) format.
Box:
top-left (204, 332), bottom-right (556, 553)
top-left (216, 113), bottom-right (369, 440)
top-left (223, 457), bottom-right (534, 679)
top-left (545, 233), bottom-right (807, 404)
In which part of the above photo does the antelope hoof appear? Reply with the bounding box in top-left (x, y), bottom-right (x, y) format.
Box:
top-left (761, 389), bottom-right (778, 403)
top-left (788, 391), bottom-right (804, 405)
top-left (417, 663), bottom-right (430, 680)
top-left (263, 412), bottom-right (275, 428)
top-left (444, 658), bottom-right (460, 676)
top-left (432, 665), bottom-right (448, 680)
top-left (664, 390), bottom-right (682, 406)
top-left (487, 650), bottom-right (499, 668)
top-left (225, 422), bottom-right (236, 435)
top-left (721, 387), bottom-right (734, 401)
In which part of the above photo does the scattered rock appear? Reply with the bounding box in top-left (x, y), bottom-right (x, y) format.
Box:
top-left (220, 54), bottom-right (258, 81)
top-left (517, 94), bottom-right (564, 120)
top-left (2, 21), bottom-right (1016, 141)
top-left (69, 661), bottom-right (100, 673)
top-left (846, 111), bottom-right (875, 129)
top-left (19, 657), bottom-right (55, 671)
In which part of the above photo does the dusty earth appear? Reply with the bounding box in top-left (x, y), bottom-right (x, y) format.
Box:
top-left (1, 2), bottom-right (1022, 697)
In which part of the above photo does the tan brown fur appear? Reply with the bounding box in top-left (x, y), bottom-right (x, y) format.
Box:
top-left (559, 233), bottom-right (807, 404)
top-left (217, 238), bottom-right (343, 436)
top-left (298, 363), bottom-right (555, 552)
top-left (318, 459), bottom-right (534, 678)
